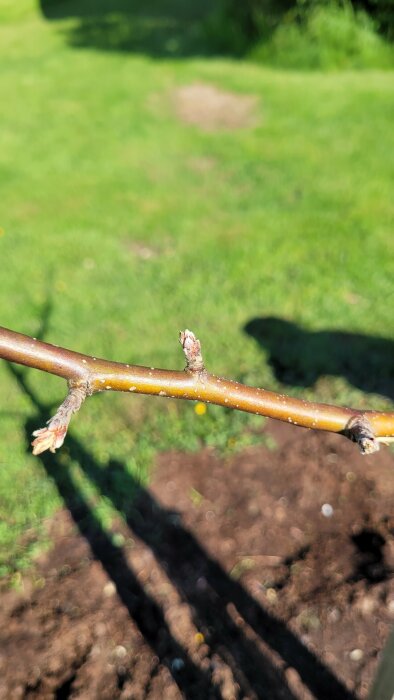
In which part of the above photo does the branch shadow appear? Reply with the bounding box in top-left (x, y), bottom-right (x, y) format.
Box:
top-left (244, 316), bottom-right (394, 402)
top-left (7, 361), bottom-right (355, 700)
top-left (39, 0), bottom-right (218, 58)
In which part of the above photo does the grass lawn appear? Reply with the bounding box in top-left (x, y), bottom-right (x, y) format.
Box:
top-left (0, 0), bottom-right (393, 577)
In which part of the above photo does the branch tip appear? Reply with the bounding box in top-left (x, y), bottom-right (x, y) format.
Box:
top-left (345, 415), bottom-right (380, 455)
top-left (179, 329), bottom-right (205, 374)
top-left (31, 383), bottom-right (88, 456)
top-left (31, 426), bottom-right (67, 455)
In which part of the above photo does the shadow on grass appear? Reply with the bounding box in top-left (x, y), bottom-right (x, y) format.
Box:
top-left (39, 0), bottom-right (218, 58)
top-left (7, 357), bottom-right (355, 700)
top-left (244, 316), bottom-right (394, 402)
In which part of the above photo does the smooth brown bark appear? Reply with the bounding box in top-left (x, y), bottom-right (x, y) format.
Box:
top-left (1, 325), bottom-right (394, 454)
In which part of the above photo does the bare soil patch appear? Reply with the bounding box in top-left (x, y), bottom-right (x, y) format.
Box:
top-left (174, 83), bottom-right (258, 131)
top-left (0, 421), bottom-right (393, 699)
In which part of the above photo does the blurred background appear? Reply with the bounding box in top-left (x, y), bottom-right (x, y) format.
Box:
top-left (0, 2), bottom-right (393, 696)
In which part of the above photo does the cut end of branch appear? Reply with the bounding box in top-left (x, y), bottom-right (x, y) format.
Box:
top-left (345, 415), bottom-right (380, 455)
top-left (179, 329), bottom-right (206, 374)
top-left (31, 382), bottom-right (88, 456)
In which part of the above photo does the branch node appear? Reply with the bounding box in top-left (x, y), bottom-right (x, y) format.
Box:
top-left (345, 415), bottom-right (380, 455)
top-left (31, 381), bottom-right (88, 455)
top-left (179, 329), bottom-right (206, 375)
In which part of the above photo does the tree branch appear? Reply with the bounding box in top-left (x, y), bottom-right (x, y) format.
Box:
top-left (1, 325), bottom-right (394, 455)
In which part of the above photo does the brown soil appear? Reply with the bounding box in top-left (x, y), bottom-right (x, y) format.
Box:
top-left (0, 421), bottom-right (393, 700)
top-left (174, 83), bottom-right (257, 131)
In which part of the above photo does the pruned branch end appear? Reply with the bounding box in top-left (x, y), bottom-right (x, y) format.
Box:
top-left (345, 415), bottom-right (380, 455)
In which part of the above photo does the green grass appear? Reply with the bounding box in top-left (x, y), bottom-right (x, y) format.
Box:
top-left (252, 3), bottom-right (394, 70)
top-left (0, 1), bottom-right (393, 577)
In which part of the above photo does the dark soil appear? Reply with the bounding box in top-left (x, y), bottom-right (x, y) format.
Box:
top-left (1, 421), bottom-right (393, 700)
